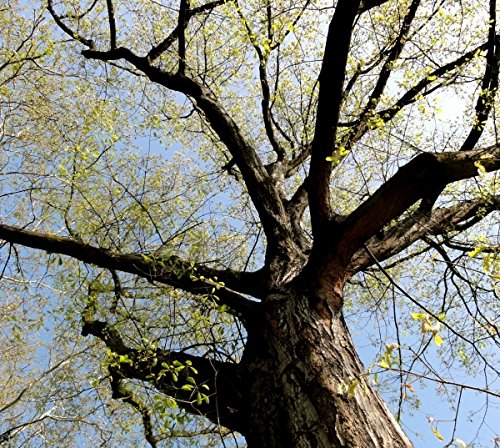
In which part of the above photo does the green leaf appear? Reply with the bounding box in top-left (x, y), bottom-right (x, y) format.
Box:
top-left (468, 246), bottom-right (485, 258)
top-left (433, 333), bottom-right (444, 347)
top-left (118, 355), bottom-right (133, 365)
top-left (431, 427), bottom-right (444, 441)
top-left (378, 360), bottom-right (390, 369)
top-left (347, 379), bottom-right (359, 398)
top-left (338, 146), bottom-right (349, 156)
top-left (474, 160), bottom-right (486, 174)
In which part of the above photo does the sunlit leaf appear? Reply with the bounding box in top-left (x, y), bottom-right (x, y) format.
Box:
top-left (431, 427), bottom-right (444, 441)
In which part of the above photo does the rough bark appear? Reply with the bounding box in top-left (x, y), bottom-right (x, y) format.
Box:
top-left (4, 1), bottom-right (497, 446)
top-left (240, 288), bottom-right (413, 448)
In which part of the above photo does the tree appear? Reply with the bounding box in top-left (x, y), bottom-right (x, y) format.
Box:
top-left (0, 0), bottom-right (499, 446)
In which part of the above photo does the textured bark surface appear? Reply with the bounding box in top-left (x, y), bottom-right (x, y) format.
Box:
top-left (2, 1), bottom-right (499, 445)
top-left (240, 290), bottom-right (413, 448)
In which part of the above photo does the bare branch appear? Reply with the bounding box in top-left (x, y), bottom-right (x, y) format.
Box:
top-left (109, 373), bottom-right (157, 448)
top-left (259, 64), bottom-right (286, 160)
top-left (385, 368), bottom-right (500, 399)
top-left (80, 47), bottom-right (299, 272)
top-left (235, 4), bottom-right (286, 159)
top-left (147, 0), bottom-right (232, 62)
top-left (344, 0), bottom-right (421, 149)
top-left (363, 246), bottom-right (499, 374)
top-left (47, 0), bottom-right (94, 49)
top-left (269, 0), bottom-right (312, 52)
top-left (371, 40), bottom-right (496, 131)
top-left (0, 357), bottom-right (73, 414)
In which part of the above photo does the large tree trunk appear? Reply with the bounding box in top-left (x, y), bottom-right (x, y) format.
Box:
top-left (240, 290), bottom-right (413, 448)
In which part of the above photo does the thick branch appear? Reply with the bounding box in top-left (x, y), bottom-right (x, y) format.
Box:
top-left (147, 0), bottom-right (232, 62)
top-left (81, 318), bottom-right (246, 433)
top-left (349, 196), bottom-right (500, 272)
top-left (0, 223), bottom-right (261, 315)
top-left (336, 145), bottom-right (500, 260)
top-left (177, 0), bottom-right (189, 74)
top-left (105, 0), bottom-right (117, 49)
top-left (80, 47), bottom-right (296, 266)
top-left (308, 0), bottom-right (362, 235)
top-left (286, 144), bottom-right (312, 177)
top-left (460, 26), bottom-right (499, 152)
top-left (286, 182), bottom-right (312, 252)
top-left (358, 0), bottom-right (390, 14)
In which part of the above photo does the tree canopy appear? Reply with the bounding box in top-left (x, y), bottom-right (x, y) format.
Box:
top-left (0, 0), bottom-right (499, 446)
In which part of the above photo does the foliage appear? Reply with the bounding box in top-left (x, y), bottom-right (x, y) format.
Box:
top-left (0, 0), bottom-right (499, 446)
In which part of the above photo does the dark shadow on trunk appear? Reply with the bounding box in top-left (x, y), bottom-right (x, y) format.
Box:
top-left (239, 289), bottom-right (413, 448)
